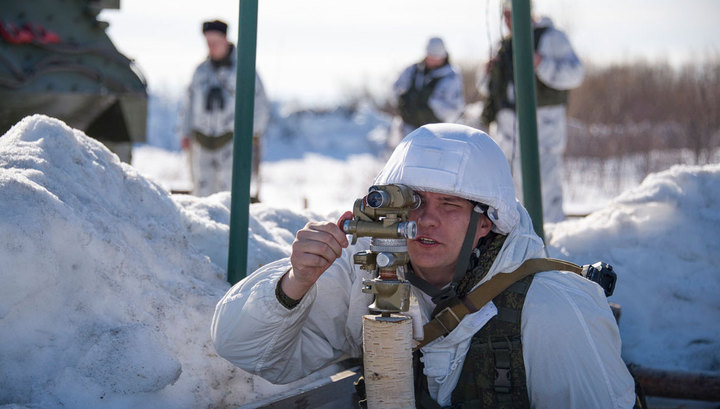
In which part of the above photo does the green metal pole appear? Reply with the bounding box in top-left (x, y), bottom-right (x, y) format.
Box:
top-left (227, 0), bottom-right (259, 284)
top-left (511, 0), bottom-right (544, 240)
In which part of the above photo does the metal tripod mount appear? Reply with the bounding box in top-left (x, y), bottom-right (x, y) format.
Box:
top-left (342, 184), bottom-right (420, 317)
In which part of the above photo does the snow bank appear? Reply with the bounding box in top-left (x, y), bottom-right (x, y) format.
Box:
top-left (548, 163), bottom-right (720, 373)
top-left (0, 115), bottom-right (334, 409)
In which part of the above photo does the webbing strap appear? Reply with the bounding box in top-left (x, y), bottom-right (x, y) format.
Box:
top-left (450, 208), bottom-right (483, 288)
top-left (414, 258), bottom-right (582, 350)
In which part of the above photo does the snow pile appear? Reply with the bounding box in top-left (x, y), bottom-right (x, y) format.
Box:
top-left (0, 115), bottom-right (333, 409)
top-left (131, 145), bottom-right (192, 193)
top-left (548, 163), bottom-right (720, 372)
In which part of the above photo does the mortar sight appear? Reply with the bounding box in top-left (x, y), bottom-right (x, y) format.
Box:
top-left (344, 184), bottom-right (418, 314)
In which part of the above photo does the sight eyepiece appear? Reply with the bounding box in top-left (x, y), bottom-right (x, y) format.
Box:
top-left (366, 185), bottom-right (421, 210)
top-left (366, 189), bottom-right (389, 208)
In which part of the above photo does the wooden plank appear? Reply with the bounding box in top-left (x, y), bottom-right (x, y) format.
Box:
top-left (237, 366), bottom-right (362, 409)
top-left (630, 364), bottom-right (720, 401)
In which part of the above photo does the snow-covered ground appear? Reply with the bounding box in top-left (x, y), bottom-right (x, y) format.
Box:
top-left (1, 110), bottom-right (719, 408)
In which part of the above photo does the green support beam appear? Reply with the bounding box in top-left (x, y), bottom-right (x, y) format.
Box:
top-left (227, 0), bottom-right (259, 284)
top-left (511, 0), bottom-right (545, 240)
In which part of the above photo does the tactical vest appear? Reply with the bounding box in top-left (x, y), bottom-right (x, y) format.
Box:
top-left (482, 26), bottom-right (568, 125)
top-left (397, 64), bottom-right (444, 128)
top-left (449, 274), bottom-right (533, 408)
top-left (414, 275), bottom-right (534, 409)
top-left (413, 275), bottom-right (646, 409)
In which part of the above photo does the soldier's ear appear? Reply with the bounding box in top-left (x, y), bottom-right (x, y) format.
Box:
top-left (475, 214), bottom-right (493, 239)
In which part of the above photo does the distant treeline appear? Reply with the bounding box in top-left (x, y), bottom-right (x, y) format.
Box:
top-left (565, 60), bottom-right (720, 165)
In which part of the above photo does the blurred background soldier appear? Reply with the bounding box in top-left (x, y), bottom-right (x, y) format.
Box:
top-left (389, 36), bottom-right (465, 148)
top-left (479, 2), bottom-right (584, 223)
top-left (180, 19), bottom-right (270, 200)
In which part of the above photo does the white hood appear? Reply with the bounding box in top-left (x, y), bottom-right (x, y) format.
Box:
top-left (373, 123), bottom-right (519, 234)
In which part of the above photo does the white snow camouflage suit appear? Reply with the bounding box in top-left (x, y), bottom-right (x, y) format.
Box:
top-left (481, 16), bottom-right (584, 222)
top-left (180, 45), bottom-right (270, 198)
top-left (390, 61), bottom-right (465, 147)
top-left (211, 124), bottom-right (635, 408)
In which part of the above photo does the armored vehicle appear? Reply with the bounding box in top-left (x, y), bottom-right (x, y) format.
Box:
top-left (0, 0), bottom-right (147, 162)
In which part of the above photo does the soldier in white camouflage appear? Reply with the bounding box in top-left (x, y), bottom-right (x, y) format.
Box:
top-left (180, 19), bottom-right (270, 200)
top-left (479, 3), bottom-right (584, 223)
top-left (390, 37), bottom-right (465, 148)
top-left (212, 123), bottom-right (637, 408)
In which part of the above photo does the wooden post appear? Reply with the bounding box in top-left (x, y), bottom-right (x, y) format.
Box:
top-left (629, 364), bottom-right (720, 401)
top-left (362, 314), bottom-right (415, 409)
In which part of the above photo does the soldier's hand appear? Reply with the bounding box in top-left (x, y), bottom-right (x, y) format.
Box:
top-left (485, 57), bottom-right (497, 74)
top-left (533, 52), bottom-right (542, 69)
top-left (283, 212), bottom-right (351, 300)
top-left (181, 136), bottom-right (191, 151)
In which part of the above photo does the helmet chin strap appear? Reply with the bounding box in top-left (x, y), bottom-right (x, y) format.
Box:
top-left (406, 204), bottom-right (484, 305)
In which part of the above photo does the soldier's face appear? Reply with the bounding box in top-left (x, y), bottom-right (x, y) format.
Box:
top-left (503, 9), bottom-right (513, 31)
top-left (205, 31), bottom-right (229, 61)
top-left (424, 56), bottom-right (445, 69)
top-left (408, 191), bottom-right (492, 287)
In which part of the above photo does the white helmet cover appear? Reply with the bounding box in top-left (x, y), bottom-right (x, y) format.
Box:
top-left (373, 123), bottom-right (519, 234)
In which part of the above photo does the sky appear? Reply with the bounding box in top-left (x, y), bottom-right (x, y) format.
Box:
top-left (99, 0), bottom-right (720, 105)
top-left (1, 111), bottom-right (719, 408)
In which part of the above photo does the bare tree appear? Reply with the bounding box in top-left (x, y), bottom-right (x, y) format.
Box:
top-left (567, 59), bottom-right (720, 169)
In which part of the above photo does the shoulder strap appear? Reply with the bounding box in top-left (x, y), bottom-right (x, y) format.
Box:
top-left (414, 258), bottom-right (582, 350)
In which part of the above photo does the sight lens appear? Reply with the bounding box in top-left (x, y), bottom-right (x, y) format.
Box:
top-left (366, 190), bottom-right (387, 208)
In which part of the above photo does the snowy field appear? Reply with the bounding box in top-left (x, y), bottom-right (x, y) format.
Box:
top-left (1, 110), bottom-right (719, 408)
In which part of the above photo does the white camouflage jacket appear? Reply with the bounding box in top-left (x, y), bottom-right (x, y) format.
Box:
top-left (211, 202), bottom-right (636, 408)
top-left (180, 46), bottom-right (270, 139)
top-left (481, 16), bottom-right (585, 222)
